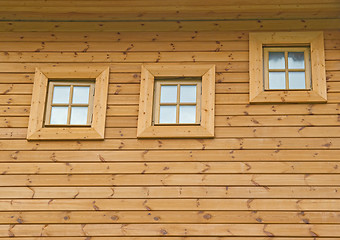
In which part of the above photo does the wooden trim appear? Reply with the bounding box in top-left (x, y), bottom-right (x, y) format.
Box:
top-left (27, 67), bottom-right (109, 140)
top-left (137, 64), bottom-right (215, 138)
top-left (44, 81), bottom-right (95, 126)
top-left (0, 19), bottom-right (339, 32)
top-left (249, 31), bottom-right (327, 103)
top-left (153, 79), bottom-right (201, 125)
top-left (263, 47), bottom-right (311, 90)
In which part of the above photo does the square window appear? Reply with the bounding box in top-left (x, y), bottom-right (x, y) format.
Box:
top-left (249, 32), bottom-right (327, 103)
top-left (137, 64), bottom-right (215, 138)
top-left (264, 47), bottom-right (311, 90)
top-left (45, 81), bottom-right (95, 126)
top-left (153, 78), bottom-right (201, 125)
top-left (27, 67), bottom-right (109, 140)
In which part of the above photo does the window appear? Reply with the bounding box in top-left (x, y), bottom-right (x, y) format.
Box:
top-left (45, 81), bottom-right (95, 126)
top-left (137, 64), bottom-right (215, 138)
top-left (249, 32), bottom-right (327, 103)
top-left (27, 67), bottom-right (109, 140)
top-left (264, 47), bottom-right (311, 90)
top-left (153, 78), bottom-right (201, 125)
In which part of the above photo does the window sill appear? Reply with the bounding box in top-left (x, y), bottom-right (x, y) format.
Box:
top-left (27, 127), bottom-right (104, 140)
top-left (250, 90), bottom-right (327, 103)
top-left (137, 125), bottom-right (214, 138)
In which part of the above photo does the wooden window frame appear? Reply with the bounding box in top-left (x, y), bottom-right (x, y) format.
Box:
top-left (249, 31), bottom-right (327, 103)
top-left (45, 81), bottom-right (95, 126)
top-left (137, 64), bottom-right (215, 138)
top-left (27, 67), bottom-right (109, 140)
top-left (153, 79), bottom-right (202, 125)
top-left (263, 47), bottom-right (311, 90)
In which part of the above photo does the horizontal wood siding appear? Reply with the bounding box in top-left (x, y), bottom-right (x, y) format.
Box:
top-left (0, 28), bottom-right (339, 239)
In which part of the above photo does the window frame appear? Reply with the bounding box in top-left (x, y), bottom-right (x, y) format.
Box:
top-left (249, 31), bottom-right (327, 103)
top-left (153, 79), bottom-right (202, 125)
top-left (27, 67), bottom-right (109, 140)
top-left (263, 47), bottom-right (311, 90)
top-left (45, 81), bottom-right (95, 126)
top-left (137, 64), bottom-right (215, 138)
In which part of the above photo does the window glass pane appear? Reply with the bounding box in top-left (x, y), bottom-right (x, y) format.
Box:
top-left (179, 105), bottom-right (196, 124)
top-left (269, 72), bottom-right (286, 89)
top-left (289, 72), bottom-right (306, 89)
top-left (180, 85), bottom-right (197, 103)
top-left (159, 105), bottom-right (176, 123)
top-left (288, 52), bottom-right (305, 69)
top-left (269, 52), bottom-right (285, 69)
top-left (73, 86), bottom-right (90, 104)
top-left (50, 107), bottom-right (68, 124)
top-left (52, 86), bottom-right (70, 104)
top-left (70, 107), bottom-right (88, 125)
top-left (160, 85), bottom-right (177, 103)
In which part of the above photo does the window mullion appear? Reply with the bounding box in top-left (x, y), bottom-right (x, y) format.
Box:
top-left (176, 84), bottom-right (180, 124)
top-left (285, 51), bottom-right (289, 89)
top-left (68, 85), bottom-right (74, 124)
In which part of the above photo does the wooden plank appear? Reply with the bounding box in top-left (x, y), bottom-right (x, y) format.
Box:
top-left (0, 40), bottom-right (338, 52)
top-left (216, 115), bottom-right (340, 127)
top-left (216, 93), bottom-right (340, 104)
top-left (107, 106), bottom-right (138, 116)
top-left (0, 95), bottom-right (31, 105)
top-left (0, 30), bottom-right (337, 43)
top-left (325, 50), bottom-right (340, 60)
top-left (0, 199), bottom-right (339, 210)
top-left (2, 0), bottom-right (339, 6)
top-left (326, 60), bottom-right (340, 71)
top-left (1, 9), bottom-right (338, 21)
top-left (0, 19), bottom-right (339, 32)
top-left (0, 238), bottom-right (338, 240)
top-left (0, 41), bottom-right (249, 52)
top-left (0, 237), bottom-right (338, 240)
top-left (0, 84), bottom-right (32, 95)
top-left (0, 138), bottom-right (340, 150)
top-left (0, 223), bottom-right (340, 237)
top-left (0, 174), bottom-right (339, 186)
top-left (0, 117), bottom-right (28, 127)
top-left (0, 3), bottom-right (338, 21)
top-left (325, 39), bottom-right (340, 49)
top-left (215, 126), bottom-right (340, 138)
top-left (0, 106), bottom-right (30, 116)
top-left (327, 71), bottom-right (340, 81)
top-left (0, 51), bottom-right (249, 63)
top-left (0, 128), bottom-right (27, 139)
top-left (328, 82), bottom-right (340, 92)
top-left (1, 186), bottom-right (339, 199)
top-left (1, 0), bottom-right (339, 6)
top-left (215, 104), bottom-right (340, 115)
top-left (1, 162), bottom-right (339, 174)
top-left (0, 73), bottom-right (251, 84)
top-left (1, 149), bottom-right (339, 162)
top-left (0, 62), bottom-right (249, 73)
top-left (0, 31), bottom-right (249, 42)
top-left (1, 210), bottom-right (339, 224)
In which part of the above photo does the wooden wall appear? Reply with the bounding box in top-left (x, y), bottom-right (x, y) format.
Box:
top-left (0, 29), bottom-right (340, 239)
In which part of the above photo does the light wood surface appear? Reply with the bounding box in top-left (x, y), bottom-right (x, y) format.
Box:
top-left (0, 16), bottom-right (339, 238)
